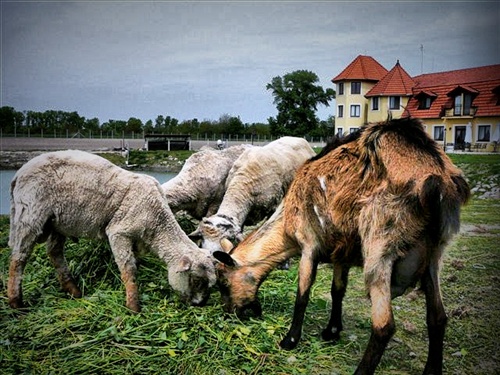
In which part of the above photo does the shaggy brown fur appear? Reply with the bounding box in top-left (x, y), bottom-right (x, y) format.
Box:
top-left (214, 117), bottom-right (470, 375)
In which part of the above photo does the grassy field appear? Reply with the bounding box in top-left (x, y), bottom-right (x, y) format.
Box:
top-left (0, 154), bottom-right (499, 374)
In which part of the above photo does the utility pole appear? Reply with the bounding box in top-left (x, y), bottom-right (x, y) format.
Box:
top-left (420, 44), bottom-right (424, 74)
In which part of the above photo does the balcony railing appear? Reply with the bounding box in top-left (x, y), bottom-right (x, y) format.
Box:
top-left (443, 106), bottom-right (477, 118)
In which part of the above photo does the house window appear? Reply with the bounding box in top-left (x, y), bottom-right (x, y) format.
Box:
top-left (477, 125), bottom-right (491, 142)
top-left (336, 127), bottom-right (344, 137)
top-left (351, 82), bottom-right (361, 95)
top-left (454, 95), bottom-right (462, 116)
top-left (389, 96), bottom-right (401, 110)
top-left (454, 93), bottom-right (474, 116)
top-left (338, 83), bottom-right (344, 95)
top-left (372, 97), bottom-right (379, 110)
top-left (463, 94), bottom-right (472, 115)
top-left (350, 104), bottom-right (361, 117)
top-left (433, 126), bottom-right (444, 141)
top-left (338, 105), bottom-right (344, 118)
top-left (349, 128), bottom-right (358, 134)
top-left (418, 96), bottom-right (432, 109)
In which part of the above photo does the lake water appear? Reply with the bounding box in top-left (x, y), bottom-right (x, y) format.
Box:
top-left (0, 170), bottom-right (177, 215)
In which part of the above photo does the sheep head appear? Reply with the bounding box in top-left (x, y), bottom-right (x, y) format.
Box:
top-left (168, 253), bottom-right (216, 307)
top-left (189, 215), bottom-right (244, 253)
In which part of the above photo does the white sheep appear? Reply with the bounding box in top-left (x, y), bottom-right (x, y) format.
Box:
top-left (191, 137), bottom-right (316, 253)
top-left (7, 150), bottom-right (216, 312)
top-left (162, 144), bottom-right (252, 220)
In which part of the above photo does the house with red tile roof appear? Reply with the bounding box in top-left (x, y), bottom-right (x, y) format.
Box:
top-left (332, 55), bottom-right (500, 151)
top-left (332, 55), bottom-right (388, 131)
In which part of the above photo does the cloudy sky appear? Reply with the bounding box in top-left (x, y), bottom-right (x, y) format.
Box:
top-left (2, 1), bottom-right (499, 125)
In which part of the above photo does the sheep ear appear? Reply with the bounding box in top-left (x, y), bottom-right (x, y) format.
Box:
top-left (177, 255), bottom-right (192, 273)
top-left (213, 251), bottom-right (237, 267)
top-left (220, 237), bottom-right (234, 253)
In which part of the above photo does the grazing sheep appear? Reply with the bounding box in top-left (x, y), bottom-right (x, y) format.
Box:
top-left (8, 150), bottom-right (216, 312)
top-left (214, 118), bottom-right (470, 374)
top-left (191, 137), bottom-right (315, 253)
top-left (162, 144), bottom-right (252, 220)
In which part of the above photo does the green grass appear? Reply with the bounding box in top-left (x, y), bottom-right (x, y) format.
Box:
top-left (449, 154), bottom-right (500, 197)
top-left (0, 156), bottom-right (499, 374)
top-left (97, 150), bottom-right (195, 170)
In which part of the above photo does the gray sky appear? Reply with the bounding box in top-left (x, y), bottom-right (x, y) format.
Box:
top-left (2, 1), bottom-right (499, 125)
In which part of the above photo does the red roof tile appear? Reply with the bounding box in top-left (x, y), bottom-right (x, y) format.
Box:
top-left (413, 64), bottom-right (500, 87)
top-left (332, 55), bottom-right (388, 82)
top-left (365, 61), bottom-right (415, 97)
top-left (404, 64), bottom-right (500, 118)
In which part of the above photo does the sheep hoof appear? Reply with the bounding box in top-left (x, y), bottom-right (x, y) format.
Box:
top-left (126, 302), bottom-right (141, 313)
top-left (279, 335), bottom-right (299, 350)
top-left (9, 298), bottom-right (24, 309)
top-left (64, 282), bottom-right (82, 298)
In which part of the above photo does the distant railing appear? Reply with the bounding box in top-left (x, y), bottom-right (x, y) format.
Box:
top-left (0, 130), bottom-right (330, 144)
top-left (444, 107), bottom-right (477, 118)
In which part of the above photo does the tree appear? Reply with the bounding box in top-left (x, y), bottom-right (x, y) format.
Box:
top-left (85, 118), bottom-right (100, 133)
top-left (126, 117), bottom-right (143, 134)
top-left (266, 70), bottom-right (335, 137)
top-left (154, 115), bottom-right (165, 132)
top-left (144, 119), bottom-right (154, 134)
top-left (0, 106), bottom-right (25, 134)
top-left (218, 114), bottom-right (244, 137)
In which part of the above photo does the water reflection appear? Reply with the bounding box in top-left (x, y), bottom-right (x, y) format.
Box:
top-left (0, 170), bottom-right (176, 215)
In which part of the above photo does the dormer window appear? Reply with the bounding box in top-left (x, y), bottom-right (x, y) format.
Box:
top-left (448, 85), bottom-right (478, 116)
top-left (415, 90), bottom-right (437, 110)
top-left (492, 85), bottom-right (500, 105)
top-left (419, 96), bottom-right (432, 109)
top-left (454, 93), bottom-right (473, 116)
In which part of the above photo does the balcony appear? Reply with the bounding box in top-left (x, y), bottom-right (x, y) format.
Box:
top-left (443, 106), bottom-right (477, 118)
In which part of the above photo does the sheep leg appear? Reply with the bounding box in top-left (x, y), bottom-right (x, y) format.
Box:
top-left (280, 253), bottom-right (319, 350)
top-left (7, 237), bottom-right (36, 309)
top-left (46, 232), bottom-right (81, 298)
top-left (108, 234), bottom-right (140, 312)
top-left (321, 263), bottom-right (350, 342)
top-left (355, 258), bottom-right (395, 374)
top-left (421, 262), bottom-right (446, 375)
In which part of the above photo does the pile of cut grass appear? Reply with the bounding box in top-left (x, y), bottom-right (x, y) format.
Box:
top-left (1, 198), bottom-right (498, 374)
top-left (1, 154), bottom-right (499, 374)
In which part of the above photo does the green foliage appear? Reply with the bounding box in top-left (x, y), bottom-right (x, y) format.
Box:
top-left (0, 106), bottom-right (25, 134)
top-left (266, 70), bottom-right (335, 137)
top-left (96, 150), bottom-right (195, 170)
top-left (0, 105), bottom-right (274, 140)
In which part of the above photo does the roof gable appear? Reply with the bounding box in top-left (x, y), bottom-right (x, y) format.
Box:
top-left (332, 55), bottom-right (388, 83)
top-left (365, 60), bottom-right (415, 97)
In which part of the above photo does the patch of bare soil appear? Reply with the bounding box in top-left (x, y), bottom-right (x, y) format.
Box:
top-left (0, 151), bottom-right (45, 169)
top-left (460, 223), bottom-right (500, 236)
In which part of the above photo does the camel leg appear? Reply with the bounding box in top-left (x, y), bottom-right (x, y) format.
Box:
top-left (322, 263), bottom-right (350, 342)
top-left (421, 261), bottom-right (447, 375)
top-left (280, 251), bottom-right (319, 350)
top-left (355, 250), bottom-right (396, 375)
